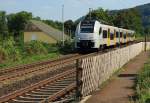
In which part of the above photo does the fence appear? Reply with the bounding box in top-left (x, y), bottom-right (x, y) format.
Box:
top-left (76, 42), bottom-right (150, 98)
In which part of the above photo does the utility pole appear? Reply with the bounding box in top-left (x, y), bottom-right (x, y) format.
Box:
top-left (62, 5), bottom-right (65, 47)
top-left (144, 33), bottom-right (147, 51)
top-left (89, 8), bottom-right (92, 20)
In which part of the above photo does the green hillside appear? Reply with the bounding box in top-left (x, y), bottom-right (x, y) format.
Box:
top-left (135, 3), bottom-right (150, 28)
top-left (110, 3), bottom-right (150, 28)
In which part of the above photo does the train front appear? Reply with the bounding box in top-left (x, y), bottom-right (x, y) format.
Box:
top-left (75, 20), bottom-right (98, 50)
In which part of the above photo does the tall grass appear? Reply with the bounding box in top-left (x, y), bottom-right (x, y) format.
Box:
top-left (24, 40), bottom-right (48, 55)
top-left (136, 62), bottom-right (150, 103)
top-left (0, 39), bottom-right (74, 69)
top-left (0, 39), bottom-right (59, 69)
top-left (0, 37), bottom-right (21, 62)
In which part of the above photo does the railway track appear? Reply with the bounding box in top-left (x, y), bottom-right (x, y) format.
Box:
top-left (0, 41), bottom-right (142, 83)
top-left (0, 41), bottom-right (144, 102)
top-left (0, 69), bottom-right (76, 103)
top-left (0, 53), bottom-right (80, 82)
top-left (0, 53), bottom-right (79, 75)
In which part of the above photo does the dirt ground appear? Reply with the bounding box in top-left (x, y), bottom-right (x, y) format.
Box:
top-left (85, 52), bottom-right (149, 103)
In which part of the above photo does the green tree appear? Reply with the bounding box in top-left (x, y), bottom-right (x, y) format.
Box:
top-left (43, 20), bottom-right (62, 30)
top-left (33, 16), bottom-right (41, 21)
top-left (64, 20), bottom-right (76, 38)
top-left (85, 8), bottom-right (113, 25)
top-left (7, 11), bottom-right (32, 42)
top-left (144, 26), bottom-right (150, 39)
top-left (113, 9), bottom-right (143, 34)
top-left (144, 26), bottom-right (150, 34)
top-left (0, 11), bottom-right (8, 41)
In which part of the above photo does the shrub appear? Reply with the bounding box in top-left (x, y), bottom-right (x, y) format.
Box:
top-left (42, 42), bottom-right (58, 53)
top-left (136, 64), bottom-right (150, 103)
top-left (24, 40), bottom-right (48, 55)
top-left (0, 46), bottom-right (8, 62)
top-left (57, 40), bottom-right (74, 54)
top-left (1, 37), bottom-right (21, 61)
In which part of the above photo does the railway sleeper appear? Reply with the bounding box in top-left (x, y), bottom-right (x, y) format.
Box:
top-left (52, 79), bottom-right (75, 84)
top-left (24, 95), bottom-right (49, 99)
top-left (31, 91), bottom-right (55, 95)
top-left (18, 96), bottom-right (45, 101)
top-left (25, 93), bottom-right (50, 97)
top-left (12, 99), bottom-right (39, 103)
top-left (41, 87), bottom-right (66, 90)
top-left (49, 82), bottom-right (75, 86)
top-left (49, 79), bottom-right (74, 84)
top-left (53, 91), bottom-right (76, 102)
top-left (44, 83), bottom-right (74, 88)
top-left (36, 89), bottom-right (64, 92)
top-left (37, 87), bottom-right (63, 90)
top-left (37, 88), bottom-right (63, 92)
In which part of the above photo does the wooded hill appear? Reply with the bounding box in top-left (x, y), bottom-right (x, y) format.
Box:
top-left (135, 3), bottom-right (150, 28)
top-left (110, 3), bottom-right (150, 34)
top-left (111, 3), bottom-right (150, 28)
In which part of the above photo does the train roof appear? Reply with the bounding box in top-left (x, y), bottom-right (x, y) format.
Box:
top-left (80, 20), bottom-right (135, 33)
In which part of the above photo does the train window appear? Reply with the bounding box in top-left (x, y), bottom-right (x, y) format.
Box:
top-left (80, 21), bottom-right (95, 33)
top-left (124, 33), bottom-right (126, 39)
top-left (103, 30), bottom-right (107, 38)
top-left (110, 33), bottom-right (114, 40)
top-left (128, 33), bottom-right (131, 37)
top-left (116, 32), bottom-right (119, 38)
top-left (80, 28), bottom-right (94, 33)
top-left (120, 32), bottom-right (123, 37)
top-left (99, 27), bottom-right (102, 35)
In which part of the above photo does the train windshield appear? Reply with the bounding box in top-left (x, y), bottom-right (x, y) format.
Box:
top-left (80, 21), bottom-right (95, 33)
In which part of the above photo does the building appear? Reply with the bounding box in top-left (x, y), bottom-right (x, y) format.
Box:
top-left (24, 20), bottom-right (68, 43)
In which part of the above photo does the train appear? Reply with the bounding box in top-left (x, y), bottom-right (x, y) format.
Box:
top-left (75, 20), bottom-right (135, 51)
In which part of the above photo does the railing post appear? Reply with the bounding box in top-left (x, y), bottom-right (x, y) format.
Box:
top-left (76, 59), bottom-right (82, 101)
top-left (144, 33), bottom-right (147, 51)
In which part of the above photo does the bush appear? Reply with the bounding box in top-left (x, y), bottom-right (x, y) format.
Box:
top-left (136, 64), bottom-right (150, 103)
top-left (0, 46), bottom-right (8, 62)
top-left (57, 40), bottom-right (74, 54)
top-left (42, 42), bottom-right (58, 53)
top-left (24, 40), bottom-right (48, 55)
top-left (1, 38), bottom-right (21, 61)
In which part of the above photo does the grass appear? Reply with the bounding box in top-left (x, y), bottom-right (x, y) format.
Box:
top-left (0, 52), bottom-right (60, 69)
top-left (0, 39), bottom-right (76, 69)
top-left (136, 60), bottom-right (150, 103)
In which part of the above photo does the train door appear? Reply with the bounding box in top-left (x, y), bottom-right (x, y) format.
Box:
top-left (126, 31), bottom-right (128, 43)
top-left (114, 29), bottom-right (116, 46)
top-left (107, 28), bottom-right (110, 46)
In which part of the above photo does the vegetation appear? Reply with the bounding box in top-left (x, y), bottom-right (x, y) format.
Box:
top-left (0, 39), bottom-right (60, 68)
top-left (43, 20), bottom-right (62, 31)
top-left (85, 8), bottom-right (114, 25)
top-left (136, 60), bottom-right (150, 103)
top-left (110, 3), bottom-right (150, 35)
top-left (135, 3), bottom-right (150, 28)
top-left (57, 40), bottom-right (75, 54)
top-left (0, 37), bottom-right (21, 62)
top-left (0, 3), bottom-right (150, 68)
top-left (24, 41), bottom-right (48, 55)
top-left (84, 8), bottom-right (144, 35)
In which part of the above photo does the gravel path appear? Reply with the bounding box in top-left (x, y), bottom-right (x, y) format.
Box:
top-left (85, 52), bottom-right (149, 103)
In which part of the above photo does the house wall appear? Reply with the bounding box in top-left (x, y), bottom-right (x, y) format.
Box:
top-left (24, 32), bottom-right (57, 43)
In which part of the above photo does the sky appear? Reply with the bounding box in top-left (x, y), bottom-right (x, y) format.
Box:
top-left (0, 0), bottom-right (150, 21)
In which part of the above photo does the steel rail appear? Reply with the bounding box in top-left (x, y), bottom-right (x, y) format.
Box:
top-left (40, 83), bottom-right (76, 103)
top-left (0, 69), bottom-right (76, 102)
top-left (0, 54), bottom-right (80, 82)
top-left (0, 53), bottom-right (79, 75)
